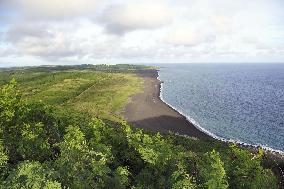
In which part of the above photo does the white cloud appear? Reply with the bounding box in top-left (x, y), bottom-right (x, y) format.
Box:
top-left (100, 0), bottom-right (173, 34)
top-left (5, 21), bottom-right (85, 60)
top-left (6, 0), bottom-right (105, 19)
top-left (4, 20), bottom-right (125, 61)
top-left (164, 25), bottom-right (216, 47)
top-left (0, 0), bottom-right (284, 65)
top-left (7, 23), bottom-right (53, 42)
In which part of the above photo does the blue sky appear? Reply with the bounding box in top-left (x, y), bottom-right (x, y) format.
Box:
top-left (0, 0), bottom-right (284, 67)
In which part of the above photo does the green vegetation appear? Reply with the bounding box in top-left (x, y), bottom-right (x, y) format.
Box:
top-left (0, 65), bottom-right (280, 188)
top-left (0, 65), bottom-right (143, 122)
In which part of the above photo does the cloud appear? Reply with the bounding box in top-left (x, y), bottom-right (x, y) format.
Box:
top-left (0, 45), bottom-right (15, 57)
top-left (4, 22), bottom-right (85, 60)
top-left (165, 26), bottom-right (216, 47)
top-left (100, 0), bottom-right (173, 34)
top-left (7, 23), bottom-right (53, 42)
top-left (1, 0), bottom-right (284, 65)
top-left (4, 0), bottom-right (104, 19)
top-left (3, 20), bottom-right (126, 61)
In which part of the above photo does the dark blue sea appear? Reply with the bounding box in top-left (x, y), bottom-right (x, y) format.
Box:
top-left (157, 63), bottom-right (284, 152)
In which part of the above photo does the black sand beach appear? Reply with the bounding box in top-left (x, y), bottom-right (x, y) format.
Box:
top-left (124, 69), bottom-right (211, 140)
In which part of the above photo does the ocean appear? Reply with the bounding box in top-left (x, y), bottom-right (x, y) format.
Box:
top-left (157, 63), bottom-right (284, 152)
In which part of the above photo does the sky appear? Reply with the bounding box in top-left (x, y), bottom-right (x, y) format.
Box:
top-left (0, 0), bottom-right (284, 67)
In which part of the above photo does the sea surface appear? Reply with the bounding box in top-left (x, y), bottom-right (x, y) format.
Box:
top-left (157, 63), bottom-right (284, 152)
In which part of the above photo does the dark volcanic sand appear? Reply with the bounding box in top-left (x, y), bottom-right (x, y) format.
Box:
top-left (124, 69), bottom-right (211, 140)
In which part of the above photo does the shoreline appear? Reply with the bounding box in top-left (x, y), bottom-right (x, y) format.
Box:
top-left (124, 69), bottom-right (284, 159)
top-left (124, 68), bottom-right (212, 140)
top-left (157, 73), bottom-right (220, 140)
top-left (157, 69), bottom-right (284, 156)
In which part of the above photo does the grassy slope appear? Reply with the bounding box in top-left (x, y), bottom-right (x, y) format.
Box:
top-left (0, 67), bottom-right (143, 122)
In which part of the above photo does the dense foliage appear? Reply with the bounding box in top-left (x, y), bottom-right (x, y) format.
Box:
top-left (0, 75), bottom-right (279, 188)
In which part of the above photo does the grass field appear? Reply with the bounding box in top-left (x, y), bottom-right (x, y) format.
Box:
top-left (0, 65), bottom-right (144, 122)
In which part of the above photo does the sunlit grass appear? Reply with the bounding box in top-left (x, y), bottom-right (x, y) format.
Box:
top-left (0, 68), bottom-right (143, 122)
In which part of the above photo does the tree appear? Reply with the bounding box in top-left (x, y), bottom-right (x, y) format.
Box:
top-left (202, 150), bottom-right (228, 189)
top-left (0, 139), bottom-right (8, 168)
top-left (228, 145), bottom-right (278, 189)
top-left (1, 161), bottom-right (61, 189)
top-left (18, 122), bottom-right (51, 161)
top-left (0, 79), bottom-right (26, 162)
top-left (127, 129), bottom-right (173, 166)
top-left (24, 101), bottom-right (61, 146)
top-left (0, 79), bottom-right (23, 127)
top-left (0, 80), bottom-right (58, 162)
top-left (55, 125), bottom-right (111, 188)
top-left (124, 124), bottom-right (196, 188)
top-left (170, 163), bottom-right (196, 189)
top-left (111, 166), bottom-right (130, 189)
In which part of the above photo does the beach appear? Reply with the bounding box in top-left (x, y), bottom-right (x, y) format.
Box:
top-left (124, 69), bottom-right (211, 140)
